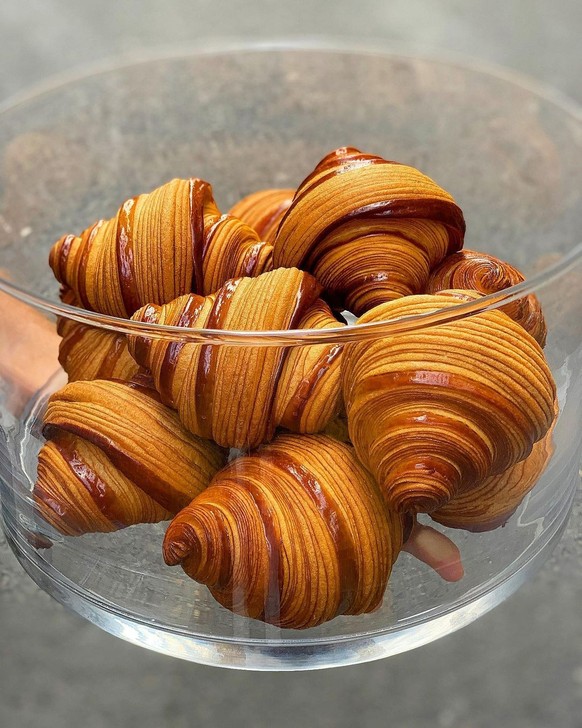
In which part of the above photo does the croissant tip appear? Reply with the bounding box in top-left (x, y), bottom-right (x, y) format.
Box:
top-left (163, 538), bottom-right (189, 565)
top-left (163, 523), bottom-right (199, 566)
top-left (388, 489), bottom-right (451, 516)
top-left (163, 542), bottom-right (188, 566)
top-left (32, 479), bottom-right (60, 515)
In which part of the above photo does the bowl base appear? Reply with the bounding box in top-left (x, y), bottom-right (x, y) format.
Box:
top-left (2, 481), bottom-right (575, 671)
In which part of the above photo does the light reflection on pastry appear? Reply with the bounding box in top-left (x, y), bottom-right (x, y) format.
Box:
top-left (33, 378), bottom-right (226, 535)
top-left (343, 291), bottom-right (556, 514)
top-left (49, 178), bottom-right (274, 317)
top-left (427, 249), bottom-right (546, 346)
top-left (163, 434), bottom-right (403, 629)
top-left (274, 146), bottom-right (465, 315)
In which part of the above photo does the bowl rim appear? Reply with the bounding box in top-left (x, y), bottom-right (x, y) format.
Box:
top-left (1, 40), bottom-right (581, 346)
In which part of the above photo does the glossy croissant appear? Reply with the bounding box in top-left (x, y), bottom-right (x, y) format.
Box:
top-left (49, 178), bottom-right (273, 317)
top-left (426, 249), bottom-right (547, 346)
top-left (33, 379), bottom-right (225, 535)
top-left (274, 298), bottom-right (345, 433)
top-left (55, 287), bottom-right (140, 382)
top-left (163, 434), bottom-right (403, 629)
top-left (128, 268), bottom-right (346, 448)
top-left (431, 415), bottom-right (556, 532)
top-left (274, 146), bottom-right (466, 315)
top-left (229, 188), bottom-right (294, 243)
top-left (342, 292), bottom-right (556, 514)
top-left (57, 318), bottom-right (140, 382)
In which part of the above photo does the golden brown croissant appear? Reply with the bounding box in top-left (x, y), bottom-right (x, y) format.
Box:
top-left (342, 292), bottom-right (556, 514)
top-left (57, 318), bottom-right (140, 382)
top-left (431, 414), bottom-right (556, 532)
top-left (426, 249), bottom-right (547, 346)
top-left (55, 288), bottom-right (140, 382)
top-left (274, 147), bottom-right (465, 315)
top-left (163, 434), bottom-right (403, 629)
top-left (49, 178), bottom-right (273, 317)
top-left (274, 299), bottom-right (344, 433)
top-left (229, 188), bottom-right (295, 243)
top-left (128, 268), bottom-right (322, 449)
top-left (33, 379), bottom-right (225, 535)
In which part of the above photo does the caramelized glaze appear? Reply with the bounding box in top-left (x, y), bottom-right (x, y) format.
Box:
top-left (129, 269), bottom-right (322, 449)
top-left (427, 249), bottom-right (547, 346)
top-left (49, 177), bottom-right (274, 317)
top-left (343, 292), bottom-right (556, 513)
top-left (274, 147), bottom-right (465, 315)
top-left (33, 379), bottom-right (225, 535)
top-left (163, 434), bottom-right (402, 629)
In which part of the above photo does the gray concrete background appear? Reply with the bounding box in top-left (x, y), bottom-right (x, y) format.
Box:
top-left (1, 2), bottom-right (581, 727)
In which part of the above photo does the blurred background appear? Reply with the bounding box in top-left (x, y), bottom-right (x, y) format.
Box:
top-left (1, 2), bottom-right (581, 726)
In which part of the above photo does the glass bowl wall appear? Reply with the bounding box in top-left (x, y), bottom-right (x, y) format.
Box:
top-left (0, 47), bottom-right (581, 670)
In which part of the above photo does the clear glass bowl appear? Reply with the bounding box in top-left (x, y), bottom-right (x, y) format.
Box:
top-left (0, 46), bottom-right (581, 671)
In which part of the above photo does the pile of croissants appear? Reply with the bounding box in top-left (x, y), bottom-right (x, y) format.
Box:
top-left (33, 146), bottom-right (557, 629)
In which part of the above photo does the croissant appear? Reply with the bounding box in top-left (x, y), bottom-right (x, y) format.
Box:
top-left (431, 414), bottom-right (556, 532)
top-left (229, 188), bottom-right (295, 243)
top-left (426, 250), bottom-right (547, 346)
top-left (55, 287), bottom-right (140, 382)
top-left (33, 379), bottom-right (225, 535)
top-left (57, 318), bottom-right (140, 382)
top-left (163, 434), bottom-right (403, 629)
top-left (274, 299), bottom-right (344, 433)
top-left (342, 292), bottom-right (556, 514)
top-left (128, 268), bottom-right (322, 449)
top-left (49, 178), bottom-right (273, 317)
top-left (274, 147), bottom-right (465, 315)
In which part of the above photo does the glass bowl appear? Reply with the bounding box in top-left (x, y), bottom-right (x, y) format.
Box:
top-left (0, 45), bottom-right (581, 671)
